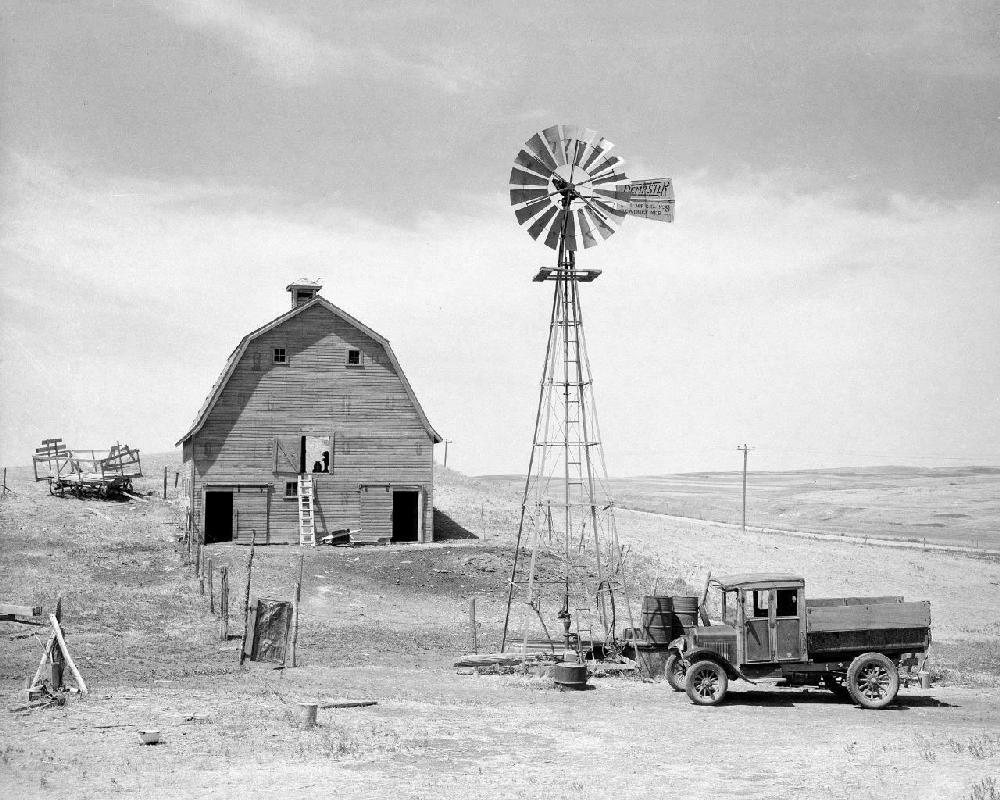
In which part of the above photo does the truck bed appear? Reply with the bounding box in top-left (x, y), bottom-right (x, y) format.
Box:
top-left (804, 600), bottom-right (931, 659)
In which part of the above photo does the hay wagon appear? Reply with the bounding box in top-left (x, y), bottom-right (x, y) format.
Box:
top-left (33, 439), bottom-right (142, 499)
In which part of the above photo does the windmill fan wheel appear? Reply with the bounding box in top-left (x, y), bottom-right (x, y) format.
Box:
top-left (509, 124), bottom-right (630, 251)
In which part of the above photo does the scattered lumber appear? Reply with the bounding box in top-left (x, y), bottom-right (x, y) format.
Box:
top-left (453, 653), bottom-right (543, 668)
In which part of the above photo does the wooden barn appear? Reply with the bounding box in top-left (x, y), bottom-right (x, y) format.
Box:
top-left (176, 281), bottom-right (442, 546)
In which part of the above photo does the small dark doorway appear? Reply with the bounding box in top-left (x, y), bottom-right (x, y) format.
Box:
top-left (392, 491), bottom-right (419, 543)
top-left (204, 491), bottom-right (234, 543)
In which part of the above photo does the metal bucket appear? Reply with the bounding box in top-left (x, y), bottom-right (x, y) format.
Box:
top-left (641, 596), bottom-right (675, 644)
top-left (553, 662), bottom-right (589, 690)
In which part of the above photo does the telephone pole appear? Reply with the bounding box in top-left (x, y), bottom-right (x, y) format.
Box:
top-left (737, 444), bottom-right (752, 534)
top-left (443, 440), bottom-right (453, 469)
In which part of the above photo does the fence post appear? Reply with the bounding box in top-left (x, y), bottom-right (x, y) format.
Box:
top-left (219, 567), bottom-right (229, 641)
top-left (207, 558), bottom-right (215, 613)
top-left (469, 597), bottom-right (477, 654)
top-left (163, 466), bottom-right (167, 499)
top-left (239, 531), bottom-right (256, 664)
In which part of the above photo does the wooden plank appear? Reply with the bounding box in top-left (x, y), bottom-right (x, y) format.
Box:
top-left (806, 596), bottom-right (903, 608)
top-left (806, 601), bottom-right (930, 633)
top-left (0, 604), bottom-right (43, 618)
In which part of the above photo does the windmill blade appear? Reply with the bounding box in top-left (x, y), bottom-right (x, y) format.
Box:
top-left (591, 170), bottom-right (628, 187)
top-left (509, 166), bottom-right (549, 188)
top-left (541, 125), bottom-right (567, 166)
top-left (515, 197), bottom-right (553, 225)
top-left (515, 149), bottom-right (554, 179)
top-left (576, 209), bottom-right (600, 249)
top-left (510, 187), bottom-right (549, 206)
top-left (526, 205), bottom-right (559, 241)
top-left (591, 197), bottom-right (627, 222)
top-left (543, 208), bottom-right (566, 249)
top-left (589, 155), bottom-right (624, 177)
top-left (564, 209), bottom-right (578, 250)
top-left (594, 187), bottom-right (631, 202)
top-left (582, 203), bottom-right (617, 240)
top-left (526, 134), bottom-right (559, 172)
top-left (581, 136), bottom-right (614, 171)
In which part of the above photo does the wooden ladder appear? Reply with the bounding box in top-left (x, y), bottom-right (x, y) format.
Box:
top-left (297, 474), bottom-right (315, 547)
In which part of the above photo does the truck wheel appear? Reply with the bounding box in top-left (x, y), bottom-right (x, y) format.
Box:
top-left (665, 653), bottom-right (687, 692)
top-left (846, 653), bottom-right (899, 709)
top-left (685, 660), bottom-right (728, 706)
top-left (822, 674), bottom-right (851, 701)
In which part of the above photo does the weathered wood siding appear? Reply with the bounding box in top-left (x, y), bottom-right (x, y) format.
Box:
top-left (190, 303), bottom-right (435, 545)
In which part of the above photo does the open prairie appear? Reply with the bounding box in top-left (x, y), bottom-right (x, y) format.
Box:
top-left (485, 467), bottom-right (1000, 551)
top-left (2, 458), bottom-right (999, 799)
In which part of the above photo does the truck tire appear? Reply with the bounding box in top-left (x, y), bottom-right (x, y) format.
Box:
top-left (822, 674), bottom-right (851, 701)
top-left (685, 660), bottom-right (728, 706)
top-left (665, 653), bottom-right (687, 692)
top-left (846, 652), bottom-right (899, 709)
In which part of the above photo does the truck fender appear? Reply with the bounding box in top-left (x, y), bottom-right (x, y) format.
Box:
top-left (684, 648), bottom-right (758, 685)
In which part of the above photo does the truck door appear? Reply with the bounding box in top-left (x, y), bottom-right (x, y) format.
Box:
top-left (744, 589), bottom-right (771, 661)
top-left (773, 588), bottom-right (802, 661)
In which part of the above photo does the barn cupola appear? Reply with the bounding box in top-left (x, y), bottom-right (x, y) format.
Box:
top-left (286, 279), bottom-right (323, 309)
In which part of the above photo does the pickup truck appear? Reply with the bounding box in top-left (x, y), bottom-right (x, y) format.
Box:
top-left (664, 573), bottom-right (931, 709)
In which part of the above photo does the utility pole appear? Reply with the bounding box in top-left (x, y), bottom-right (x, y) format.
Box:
top-left (443, 440), bottom-right (453, 469)
top-left (737, 444), bottom-right (752, 534)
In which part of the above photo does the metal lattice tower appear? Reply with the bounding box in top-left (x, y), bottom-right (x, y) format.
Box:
top-left (502, 125), bottom-right (674, 660)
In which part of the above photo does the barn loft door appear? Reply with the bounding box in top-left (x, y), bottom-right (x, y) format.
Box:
top-left (274, 438), bottom-right (300, 474)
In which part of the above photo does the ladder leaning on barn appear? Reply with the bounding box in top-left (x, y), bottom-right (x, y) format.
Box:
top-left (297, 474), bottom-right (316, 546)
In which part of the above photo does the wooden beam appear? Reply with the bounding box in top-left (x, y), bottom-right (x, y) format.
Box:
top-left (49, 615), bottom-right (87, 693)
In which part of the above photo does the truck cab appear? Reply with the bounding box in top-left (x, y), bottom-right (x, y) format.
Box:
top-left (665, 573), bottom-right (931, 709)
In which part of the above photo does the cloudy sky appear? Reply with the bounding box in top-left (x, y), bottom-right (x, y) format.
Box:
top-left (1, 1), bottom-right (998, 476)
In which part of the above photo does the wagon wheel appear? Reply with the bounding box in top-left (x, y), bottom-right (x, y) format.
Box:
top-left (684, 659), bottom-right (728, 706)
top-left (846, 652), bottom-right (899, 709)
top-left (665, 652), bottom-right (687, 692)
top-left (822, 673), bottom-right (851, 701)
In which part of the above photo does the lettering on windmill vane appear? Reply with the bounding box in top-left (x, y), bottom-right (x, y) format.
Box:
top-left (629, 179), bottom-right (672, 197)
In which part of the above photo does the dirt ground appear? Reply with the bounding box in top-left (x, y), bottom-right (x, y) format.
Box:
top-left (2, 460), bottom-right (999, 799)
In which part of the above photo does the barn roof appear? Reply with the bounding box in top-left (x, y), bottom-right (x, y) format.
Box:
top-left (175, 296), bottom-right (442, 446)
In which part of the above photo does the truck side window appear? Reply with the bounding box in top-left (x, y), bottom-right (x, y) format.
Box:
top-left (776, 589), bottom-right (798, 617)
top-left (752, 590), bottom-right (769, 618)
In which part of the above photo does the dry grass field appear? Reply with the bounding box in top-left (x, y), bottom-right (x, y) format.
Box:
top-left (2, 457), bottom-right (999, 799)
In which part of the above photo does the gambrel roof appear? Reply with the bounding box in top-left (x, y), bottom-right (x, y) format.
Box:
top-left (175, 296), bottom-right (442, 446)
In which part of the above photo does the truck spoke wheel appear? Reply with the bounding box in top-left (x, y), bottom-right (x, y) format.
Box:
top-left (665, 653), bottom-right (687, 692)
top-left (846, 652), bottom-right (899, 710)
top-left (684, 660), bottom-right (728, 706)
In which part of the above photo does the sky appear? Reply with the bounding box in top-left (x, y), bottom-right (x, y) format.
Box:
top-left (1, 1), bottom-right (998, 476)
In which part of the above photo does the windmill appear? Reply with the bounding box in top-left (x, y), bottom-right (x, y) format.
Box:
top-left (501, 125), bottom-right (674, 661)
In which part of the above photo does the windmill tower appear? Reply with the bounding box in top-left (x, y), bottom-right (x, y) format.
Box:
top-left (502, 125), bottom-right (674, 659)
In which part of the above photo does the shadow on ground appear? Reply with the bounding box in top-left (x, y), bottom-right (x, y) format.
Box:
top-left (719, 689), bottom-right (957, 709)
top-left (433, 509), bottom-right (479, 540)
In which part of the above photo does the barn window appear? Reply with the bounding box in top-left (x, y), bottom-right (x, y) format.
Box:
top-left (284, 481), bottom-right (298, 499)
top-left (252, 352), bottom-right (262, 372)
top-left (346, 349), bottom-right (363, 367)
top-left (273, 348), bottom-right (287, 364)
top-left (201, 441), bottom-right (214, 457)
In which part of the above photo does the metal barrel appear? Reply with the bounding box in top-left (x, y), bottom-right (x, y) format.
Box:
top-left (671, 595), bottom-right (700, 631)
top-left (640, 596), bottom-right (675, 644)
